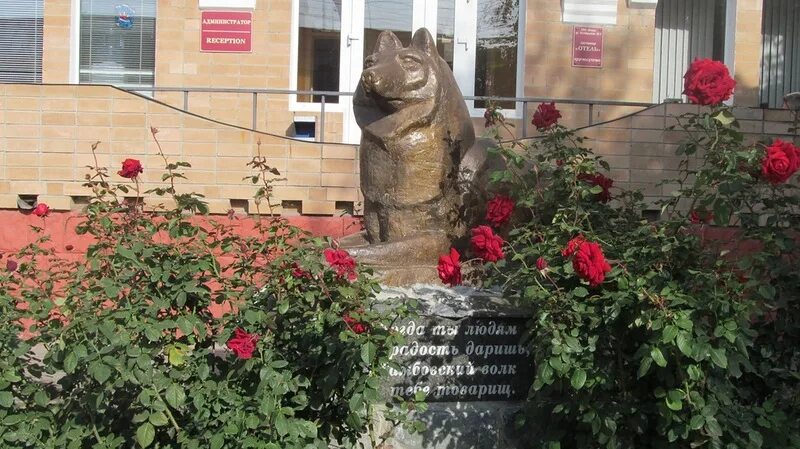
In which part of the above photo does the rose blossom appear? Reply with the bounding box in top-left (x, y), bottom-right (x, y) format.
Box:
top-left (226, 328), bottom-right (259, 359)
top-left (470, 226), bottom-right (505, 262)
top-left (536, 257), bottom-right (548, 271)
top-left (578, 173), bottom-right (613, 203)
top-left (572, 241), bottom-right (611, 287)
top-left (561, 235), bottom-right (586, 257)
top-left (532, 102), bottom-right (561, 130)
top-left (437, 248), bottom-right (462, 287)
top-left (682, 58), bottom-right (736, 106)
top-left (32, 203), bottom-right (50, 217)
top-left (6, 259), bottom-right (18, 272)
top-left (485, 195), bottom-right (515, 228)
top-left (343, 312), bottom-right (368, 334)
top-left (118, 158), bottom-right (144, 179)
top-left (324, 248), bottom-right (357, 280)
top-left (690, 209), bottom-right (714, 225)
top-left (760, 139), bottom-right (800, 184)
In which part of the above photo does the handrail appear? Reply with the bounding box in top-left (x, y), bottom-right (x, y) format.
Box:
top-left (135, 86), bottom-right (655, 141)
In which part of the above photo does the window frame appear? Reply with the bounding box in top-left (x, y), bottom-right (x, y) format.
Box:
top-left (70, 0), bottom-right (158, 90)
top-left (288, 0), bottom-right (525, 118)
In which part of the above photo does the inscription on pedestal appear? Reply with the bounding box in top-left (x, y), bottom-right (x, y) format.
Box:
top-left (386, 316), bottom-right (533, 402)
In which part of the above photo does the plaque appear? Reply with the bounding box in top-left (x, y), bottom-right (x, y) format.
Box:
top-left (385, 315), bottom-right (534, 402)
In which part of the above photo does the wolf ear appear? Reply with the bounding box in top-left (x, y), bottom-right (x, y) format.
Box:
top-left (374, 31), bottom-right (402, 54)
top-left (411, 27), bottom-right (436, 55)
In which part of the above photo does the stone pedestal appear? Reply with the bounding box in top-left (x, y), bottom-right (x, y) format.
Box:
top-left (370, 285), bottom-right (532, 449)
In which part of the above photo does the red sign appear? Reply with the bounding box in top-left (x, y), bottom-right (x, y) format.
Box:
top-left (572, 26), bottom-right (603, 68)
top-left (200, 11), bottom-right (252, 53)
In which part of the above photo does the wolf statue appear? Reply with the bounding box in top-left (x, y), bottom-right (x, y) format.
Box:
top-left (339, 27), bottom-right (500, 285)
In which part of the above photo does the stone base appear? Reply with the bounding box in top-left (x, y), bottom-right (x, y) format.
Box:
top-left (369, 402), bottom-right (524, 449)
top-left (366, 285), bottom-right (531, 449)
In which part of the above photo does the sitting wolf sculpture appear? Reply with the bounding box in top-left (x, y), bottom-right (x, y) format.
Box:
top-left (340, 27), bottom-right (498, 284)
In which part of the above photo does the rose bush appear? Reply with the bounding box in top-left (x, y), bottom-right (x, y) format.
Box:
top-left (477, 79), bottom-right (800, 448)
top-left (0, 131), bottom-right (424, 449)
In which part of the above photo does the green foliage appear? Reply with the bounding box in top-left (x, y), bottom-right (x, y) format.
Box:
top-left (0, 131), bottom-right (419, 448)
top-left (485, 106), bottom-right (800, 448)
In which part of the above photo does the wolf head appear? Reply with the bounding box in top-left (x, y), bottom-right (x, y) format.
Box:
top-left (359, 28), bottom-right (451, 113)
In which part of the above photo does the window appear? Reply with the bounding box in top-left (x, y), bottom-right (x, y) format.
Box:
top-left (652, 0), bottom-right (730, 103)
top-left (474, 0), bottom-right (519, 108)
top-left (79, 0), bottom-right (156, 89)
top-left (0, 0), bottom-right (44, 83)
top-left (291, 0), bottom-right (525, 113)
top-left (760, 0), bottom-right (800, 108)
top-left (297, 0), bottom-right (341, 103)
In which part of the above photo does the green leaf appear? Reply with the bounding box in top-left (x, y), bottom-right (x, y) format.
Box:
top-left (661, 325), bottom-right (678, 343)
top-left (572, 287), bottom-right (589, 298)
top-left (168, 346), bottom-right (186, 367)
top-left (0, 391), bottom-right (13, 408)
top-left (90, 362), bottom-right (111, 384)
top-left (676, 333), bottom-right (692, 357)
top-left (689, 414), bottom-right (705, 430)
top-left (709, 348), bottom-right (727, 369)
top-left (570, 369), bottom-right (587, 390)
top-left (210, 434), bottom-right (224, 449)
top-left (148, 412), bottom-right (169, 427)
top-left (165, 384), bottom-right (186, 408)
top-left (665, 389), bottom-right (683, 411)
top-left (650, 346), bottom-right (667, 367)
top-left (360, 342), bottom-right (377, 365)
top-left (705, 418), bottom-right (723, 437)
top-left (64, 352), bottom-right (78, 374)
top-left (637, 357), bottom-right (652, 379)
top-left (136, 423), bottom-right (156, 448)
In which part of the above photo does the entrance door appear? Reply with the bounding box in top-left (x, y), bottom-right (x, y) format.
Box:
top-left (652, 0), bottom-right (735, 103)
top-left (316, 0), bottom-right (522, 143)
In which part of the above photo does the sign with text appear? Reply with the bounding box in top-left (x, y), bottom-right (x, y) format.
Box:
top-left (200, 11), bottom-right (252, 53)
top-left (572, 26), bottom-right (603, 68)
top-left (385, 316), bottom-right (534, 402)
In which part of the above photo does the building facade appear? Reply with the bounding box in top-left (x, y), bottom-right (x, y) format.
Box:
top-left (0, 0), bottom-right (797, 220)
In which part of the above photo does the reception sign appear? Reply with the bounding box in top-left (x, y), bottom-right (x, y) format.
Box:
top-left (200, 11), bottom-right (252, 53)
top-left (572, 26), bottom-right (603, 68)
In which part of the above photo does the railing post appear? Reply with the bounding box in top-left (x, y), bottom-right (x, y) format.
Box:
top-left (521, 100), bottom-right (528, 138)
top-left (588, 103), bottom-right (594, 125)
top-left (183, 90), bottom-right (189, 111)
top-left (252, 92), bottom-right (258, 130)
top-left (320, 95), bottom-right (326, 143)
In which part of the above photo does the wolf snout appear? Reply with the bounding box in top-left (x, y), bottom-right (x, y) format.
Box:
top-left (361, 70), bottom-right (379, 91)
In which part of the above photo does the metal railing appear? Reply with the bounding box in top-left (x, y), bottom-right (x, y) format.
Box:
top-left (140, 86), bottom-right (655, 142)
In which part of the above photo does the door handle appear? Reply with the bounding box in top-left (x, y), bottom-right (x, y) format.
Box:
top-left (457, 39), bottom-right (468, 51)
top-left (347, 34), bottom-right (360, 47)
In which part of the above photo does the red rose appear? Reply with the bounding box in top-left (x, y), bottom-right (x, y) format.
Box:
top-left (226, 328), bottom-right (259, 359)
top-left (532, 102), bottom-right (562, 130)
top-left (437, 248), bottom-right (462, 287)
top-left (690, 209), bottom-right (714, 224)
top-left (536, 257), bottom-right (548, 271)
top-left (761, 139), bottom-right (800, 184)
top-left (118, 158), bottom-right (143, 179)
top-left (32, 203), bottom-right (50, 217)
top-left (561, 235), bottom-right (586, 257)
top-left (291, 263), bottom-right (312, 279)
top-left (485, 195), bottom-right (515, 228)
top-left (6, 259), bottom-right (18, 272)
top-left (572, 241), bottom-right (611, 287)
top-left (682, 58), bottom-right (736, 106)
top-left (470, 226), bottom-right (505, 262)
top-left (343, 313), bottom-right (368, 334)
top-left (578, 173), bottom-right (613, 203)
top-left (324, 248), bottom-right (357, 280)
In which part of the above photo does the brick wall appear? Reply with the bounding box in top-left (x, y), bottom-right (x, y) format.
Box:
top-left (0, 84), bottom-right (360, 216)
top-left (1, 84), bottom-right (796, 217)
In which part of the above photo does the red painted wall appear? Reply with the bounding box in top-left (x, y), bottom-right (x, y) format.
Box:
top-left (0, 210), bottom-right (363, 257)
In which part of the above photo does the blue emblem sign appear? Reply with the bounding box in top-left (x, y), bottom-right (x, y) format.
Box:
top-left (115, 4), bottom-right (134, 29)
